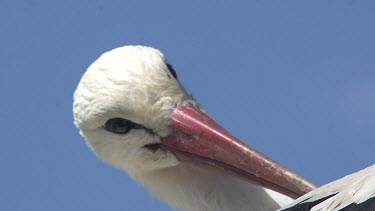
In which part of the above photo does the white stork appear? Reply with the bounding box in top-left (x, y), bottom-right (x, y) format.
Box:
top-left (73, 46), bottom-right (374, 211)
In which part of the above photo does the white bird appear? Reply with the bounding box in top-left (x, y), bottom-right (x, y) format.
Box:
top-left (73, 45), bottom-right (374, 210)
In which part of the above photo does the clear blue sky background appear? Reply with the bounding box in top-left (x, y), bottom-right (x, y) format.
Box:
top-left (1, 1), bottom-right (374, 210)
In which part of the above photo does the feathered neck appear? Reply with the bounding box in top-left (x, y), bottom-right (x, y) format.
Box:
top-left (132, 163), bottom-right (292, 211)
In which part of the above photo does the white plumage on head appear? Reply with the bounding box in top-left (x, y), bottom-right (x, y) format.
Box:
top-left (73, 45), bottom-right (295, 210)
top-left (74, 46), bottom-right (188, 173)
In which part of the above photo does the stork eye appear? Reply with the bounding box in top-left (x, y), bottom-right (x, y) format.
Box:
top-left (104, 118), bottom-right (135, 134)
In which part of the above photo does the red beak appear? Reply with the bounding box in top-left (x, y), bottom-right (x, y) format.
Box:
top-left (160, 105), bottom-right (316, 199)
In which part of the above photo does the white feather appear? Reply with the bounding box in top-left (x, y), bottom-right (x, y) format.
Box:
top-left (280, 164), bottom-right (375, 211)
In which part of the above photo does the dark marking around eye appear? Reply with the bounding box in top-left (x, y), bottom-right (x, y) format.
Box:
top-left (167, 63), bottom-right (177, 79)
top-left (103, 118), bottom-right (155, 135)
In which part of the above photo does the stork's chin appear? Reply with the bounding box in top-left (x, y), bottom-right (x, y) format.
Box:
top-left (160, 105), bottom-right (316, 199)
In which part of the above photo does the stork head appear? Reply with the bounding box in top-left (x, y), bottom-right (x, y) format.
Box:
top-left (73, 45), bottom-right (315, 199)
top-left (73, 46), bottom-right (191, 174)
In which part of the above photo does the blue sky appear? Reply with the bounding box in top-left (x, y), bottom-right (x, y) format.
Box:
top-left (1, 1), bottom-right (374, 210)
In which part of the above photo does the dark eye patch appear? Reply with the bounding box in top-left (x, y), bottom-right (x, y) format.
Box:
top-left (103, 118), bottom-right (135, 134)
top-left (167, 63), bottom-right (177, 79)
top-left (103, 118), bottom-right (154, 135)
